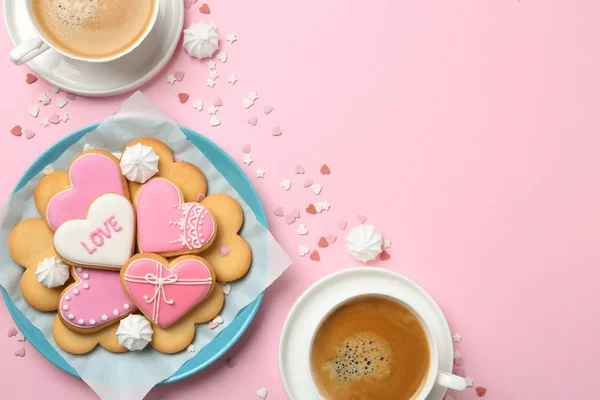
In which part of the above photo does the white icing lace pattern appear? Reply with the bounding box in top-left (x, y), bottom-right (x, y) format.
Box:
top-left (168, 204), bottom-right (211, 250)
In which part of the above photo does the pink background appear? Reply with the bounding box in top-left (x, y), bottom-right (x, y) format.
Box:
top-left (0, 0), bottom-right (597, 399)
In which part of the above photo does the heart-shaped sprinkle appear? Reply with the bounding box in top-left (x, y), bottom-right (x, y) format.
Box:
top-left (380, 250), bottom-right (391, 261)
top-left (7, 327), bottom-right (17, 337)
top-left (174, 71), bottom-right (185, 81)
top-left (311, 184), bottom-right (322, 195)
top-left (297, 224), bottom-right (308, 235)
top-left (303, 178), bottom-right (313, 188)
top-left (28, 106), bottom-right (39, 117)
top-left (199, 3), bottom-right (210, 14)
top-left (299, 245), bottom-right (309, 257)
top-left (475, 387), bottom-right (487, 397)
top-left (65, 92), bottom-right (76, 100)
top-left (56, 97), bottom-right (68, 108)
top-left (14, 347), bottom-right (25, 357)
top-left (306, 204), bottom-right (317, 214)
top-left (285, 214), bottom-right (296, 225)
top-left (241, 144), bottom-right (251, 153)
top-left (318, 237), bottom-right (329, 248)
top-left (243, 97), bottom-right (254, 109)
top-left (193, 100), bottom-right (203, 111)
top-left (49, 114), bottom-right (60, 124)
top-left (10, 125), bottom-right (22, 136)
top-left (295, 165), bottom-right (305, 174)
top-left (208, 315), bottom-right (223, 329)
top-left (213, 96), bottom-right (223, 106)
top-left (247, 116), bottom-right (258, 126)
top-left (220, 246), bottom-right (231, 256)
top-left (196, 193), bottom-right (206, 202)
top-left (357, 214), bottom-right (367, 224)
top-left (216, 51), bottom-right (227, 62)
top-left (43, 165), bottom-right (54, 175)
top-left (291, 209), bottom-right (300, 218)
top-left (26, 73), bottom-right (37, 84)
top-left (210, 116), bottom-right (221, 126)
top-left (263, 105), bottom-right (274, 114)
top-left (326, 235), bottom-right (337, 244)
top-left (337, 220), bottom-right (347, 230)
top-left (273, 206), bottom-right (284, 217)
top-left (15, 332), bottom-right (25, 342)
top-left (257, 388), bottom-right (268, 399)
top-left (272, 126), bottom-right (283, 136)
top-left (173, 156), bottom-right (184, 162)
top-left (454, 355), bottom-right (464, 366)
top-left (178, 93), bottom-right (189, 103)
top-left (320, 164), bottom-right (331, 175)
top-left (25, 130), bottom-right (36, 139)
top-left (310, 251), bottom-right (320, 261)
top-left (280, 180), bottom-right (291, 191)
top-left (221, 283), bottom-right (231, 295)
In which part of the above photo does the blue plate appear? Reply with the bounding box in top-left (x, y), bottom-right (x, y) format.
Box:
top-left (1, 123), bottom-right (265, 384)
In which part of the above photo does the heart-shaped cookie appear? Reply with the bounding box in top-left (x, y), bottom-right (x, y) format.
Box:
top-left (54, 193), bottom-right (135, 269)
top-left (44, 150), bottom-right (129, 230)
top-left (122, 254), bottom-right (216, 328)
top-left (135, 178), bottom-right (217, 257)
top-left (122, 138), bottom-right (207, 203)
top-left (58, 266), bottom-right (136, 333)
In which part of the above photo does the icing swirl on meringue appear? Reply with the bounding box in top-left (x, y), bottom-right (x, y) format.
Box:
top-left (120, 143), bottom-right (159, 183)
top-left (182, 22), bottom-right (219, 60)
top-left (116, 314), bottom-right (153, 351)
top-left (35, 256), bottom-right (69, 288)
top-left (346, 225), bottom-right (383, 262)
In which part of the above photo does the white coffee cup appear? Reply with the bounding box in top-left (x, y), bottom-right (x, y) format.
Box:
top-left (308, 294), bottom-right (467, 399)
top-left (10, 0), bottom-right (159, 65)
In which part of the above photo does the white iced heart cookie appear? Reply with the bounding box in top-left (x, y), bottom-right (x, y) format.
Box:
top-left (53, 193), bottom-right (135, 269)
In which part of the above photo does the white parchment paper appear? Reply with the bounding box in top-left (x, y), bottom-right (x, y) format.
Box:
top-left (0, 92), bottom-right (292, 399)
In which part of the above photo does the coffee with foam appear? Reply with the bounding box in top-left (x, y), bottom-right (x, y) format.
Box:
top-left (32, 0), bottom-right (155, 59)
top-left (310, 296), bottom-right (431, 400)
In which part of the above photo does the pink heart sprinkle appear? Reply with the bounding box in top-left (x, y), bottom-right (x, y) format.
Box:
top-left (337, 220), bottom-right (347, 230)
top-left (213, 97), bottom-right (223, 106)
top-left (247, 116), bottom-right (258, 126)
top-left (65, 92), bottom-right (76, 100)
top-left (285, 214), bottom-right (295, 225)
top-left (303, 178), bottom-right (313, 188)
top-left (272, 126), bottom-right (282, 136)
top-left (174, 71), bottom-right (185, 81)
top-left (48, 114), bottom-right (60, 124)
top-left (196, 193), bottom-right (206, 202)
top-left (173, 156), bottom-right (184, 162)
top-left (208, 320), bottom-right (220, 329)
top-left (291, 209), bottom-right (300, 218)
top-left (326, 235), bottom-right (337, 244)
top-left (273, 206), bottom-right (284, 217)
top-left (25, 130), bottom-right (36, 139)
top-left (241, 143), bottom-right (251, 153)
top-left (454, 356), bottom-right (465, 366)
top-left (295, 165), bottom-right (305, 174)
top-left (14, 347), bottom-right (25, 357)
top-left (263, 105), bottom-right (273, 114)
top-left (357, 215), bottom-right (367, 224)
top-left (220, 246), bottom-right (231, 256)
top-left (7, 327), bottom-right (17, 337)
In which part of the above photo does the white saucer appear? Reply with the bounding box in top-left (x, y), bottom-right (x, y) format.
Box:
top-left (279, 267), bottom-right (454, 400)
top-left (3, 0), bottom-right (183, 97)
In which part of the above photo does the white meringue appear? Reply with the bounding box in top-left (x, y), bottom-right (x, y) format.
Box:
top-left (116, 315), bottom-right (153, 351)
top-left (346, 224), bottom-right (383, 262)
top-left (35, 256), bottom-right (69, 288)
top-left (183, 22), bottom-right (219, 60)
top-left (120, 143), bottom-right (159, 183)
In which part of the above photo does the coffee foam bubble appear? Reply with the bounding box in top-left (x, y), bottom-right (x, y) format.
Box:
top-left (323, 332), bottom-right (392, 383)
top-left (42, 0), bottom-right (100, 28)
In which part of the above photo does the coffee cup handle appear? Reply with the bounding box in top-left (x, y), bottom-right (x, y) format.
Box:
top-left (10, 38), bottom-right (50, 65)
top-left (435, 370), bottom-right (467, 391)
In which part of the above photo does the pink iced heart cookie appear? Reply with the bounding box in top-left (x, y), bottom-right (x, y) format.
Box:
top-left (46, 151), bottom-right (128, 230)
top-left (59, 267), bottom-right (136, 333)
top-left (122, 255), bottom-right (216, 328)
top-left (135, 178), bottom-right (217, 257)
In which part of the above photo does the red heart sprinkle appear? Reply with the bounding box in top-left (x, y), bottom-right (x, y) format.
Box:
top-left (178, 93), bottom-right (189, 103)
top-left (320, 164), bottom-right (331, 175)
top-left (310, 251), bottom-right (320, 261)
top-left (318, 237), bottom-right (329, 248)
top-left (26, 73), bottom-right (38, 84)
top-left (475, 386), bottom-right (487, 397)
top-left (199, 3), bottom-right (210, 13)
top-left (306, 204), bottom-right (317, 214)
top-left (10, 125), bottom-right (22, 136)
top-left (380, 251), bottom-right (391, 261)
